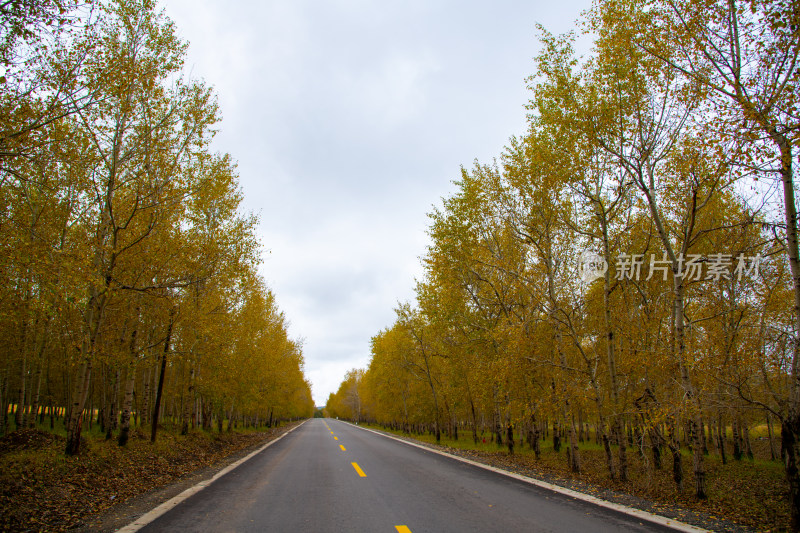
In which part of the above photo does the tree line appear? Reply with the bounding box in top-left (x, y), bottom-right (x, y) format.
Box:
top-left (0, 0), bottom-right (314, 455)
top-left (328, 0), bottom-right (800, 526)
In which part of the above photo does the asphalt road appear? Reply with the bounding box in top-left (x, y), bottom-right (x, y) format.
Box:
top-left (138, 418), bottom-right (684, 533)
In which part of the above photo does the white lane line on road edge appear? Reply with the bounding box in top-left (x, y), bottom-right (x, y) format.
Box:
top-left (344, 422), bottom-right (708, 533)
top-left (117, 420), bottom-right (308, 532)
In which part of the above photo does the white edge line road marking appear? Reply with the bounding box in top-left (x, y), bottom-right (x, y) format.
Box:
top-left (117, 420), bottom-right (307, 532)
top-left (343, 421), bottom-right (709, 533)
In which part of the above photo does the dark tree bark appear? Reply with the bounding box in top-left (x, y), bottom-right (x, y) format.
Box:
top-left (150, 308), bottom-right (174, 444)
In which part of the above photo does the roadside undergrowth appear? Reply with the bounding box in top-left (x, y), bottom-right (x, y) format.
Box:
top-left (0, 424), bottom-right (297, 532)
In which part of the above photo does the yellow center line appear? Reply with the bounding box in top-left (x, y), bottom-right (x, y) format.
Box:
top-left (330, 431), bottom-right (334, 434)
top-left (351, 462), bottom-right (366, 477)
top-left (334, 436), bottom-right (338, 440)
top-left (395, 526), bottom-right (412, 533)
top-left (339, 444), bottom-right (346, 451)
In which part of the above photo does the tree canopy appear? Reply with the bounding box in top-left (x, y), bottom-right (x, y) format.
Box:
top-left (328, 0), bottom-right (799, 526)
top-left (0, 0), bottom-right (314, 457)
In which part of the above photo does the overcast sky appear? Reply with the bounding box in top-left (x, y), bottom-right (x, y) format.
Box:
top-left (159, 0), bottom-right (594, 405)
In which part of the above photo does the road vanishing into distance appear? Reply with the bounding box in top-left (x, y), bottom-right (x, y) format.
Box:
top-left (136, 419), bottom-right (689, 533)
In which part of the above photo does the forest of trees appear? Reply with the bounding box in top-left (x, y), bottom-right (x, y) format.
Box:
top-left (328, 0), bottom-right (800, 526)
top-left (0, 0), bottom-right (314, 455)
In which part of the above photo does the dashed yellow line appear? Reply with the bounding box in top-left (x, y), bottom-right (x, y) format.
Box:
top-left (339, 444), bottom-right (346, 451)
top-left (351, 462), bottom-right (366, 477)
top-left (395, 526), bottom-right (412, 533)
top-left (334, 436), bottom-right (338, 440)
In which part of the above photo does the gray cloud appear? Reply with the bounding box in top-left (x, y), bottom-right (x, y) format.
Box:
top-left (161, 0), bottom-right (593, 404)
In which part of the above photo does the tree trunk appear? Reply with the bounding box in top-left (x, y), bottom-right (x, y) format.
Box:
top-left (669, 419), bottom-right (683, 492)
top-left (743, 420), bottom-right (754, 460)
top-left (553, 420), bottom-right (561, 452)
top-left (105, 368), bottom-right (119, 440)
top-left (739, 123), bottom-right (800, 528)
top-left (732, 416), bottom-right (742, 460)
top-left (700, 417), bottom-right (709, 455)
top-left (768, 413), bottom-right (778, 461)
top-left (150, 309), bottom-right (174, 443)
top-left (674, 279), bottom-right (706, 499)
top-left (691, 416), bottom-right (707, 499)
top-left (65, 358), bottom-right (92, 455)
top-left (567, 412), bottom-right (580, 473)
top-left (493, 405), bottom-right (503, 447)
top-left (601, 424), bottom-right (615, 480)
top-left (202, 398), bottom-right (212, 430)
top-left (142, 366), bottom-right (151, 426)
top-left (27, 361), bottom-right (42, 429)
top-left (529, 412), bottom-right (541, 459)
top-left (470, 395), bottom-right (478, 445)
top-left (783, 417), bottom-right (800, 531)
top-left (118, 366), bottom-right (136, 446)
top-left (16, 354), bottom-right (26, 430)
top-left (65, 281), bottom-right (109, 455)
top-left (181, 365), bottom-right (194, 435)
top-left (616, 418), bottom-right (628, 481)
top-left (118, 313), bottom-right (139, 446)
top-left (0, 372), bottom-right (7, 436)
